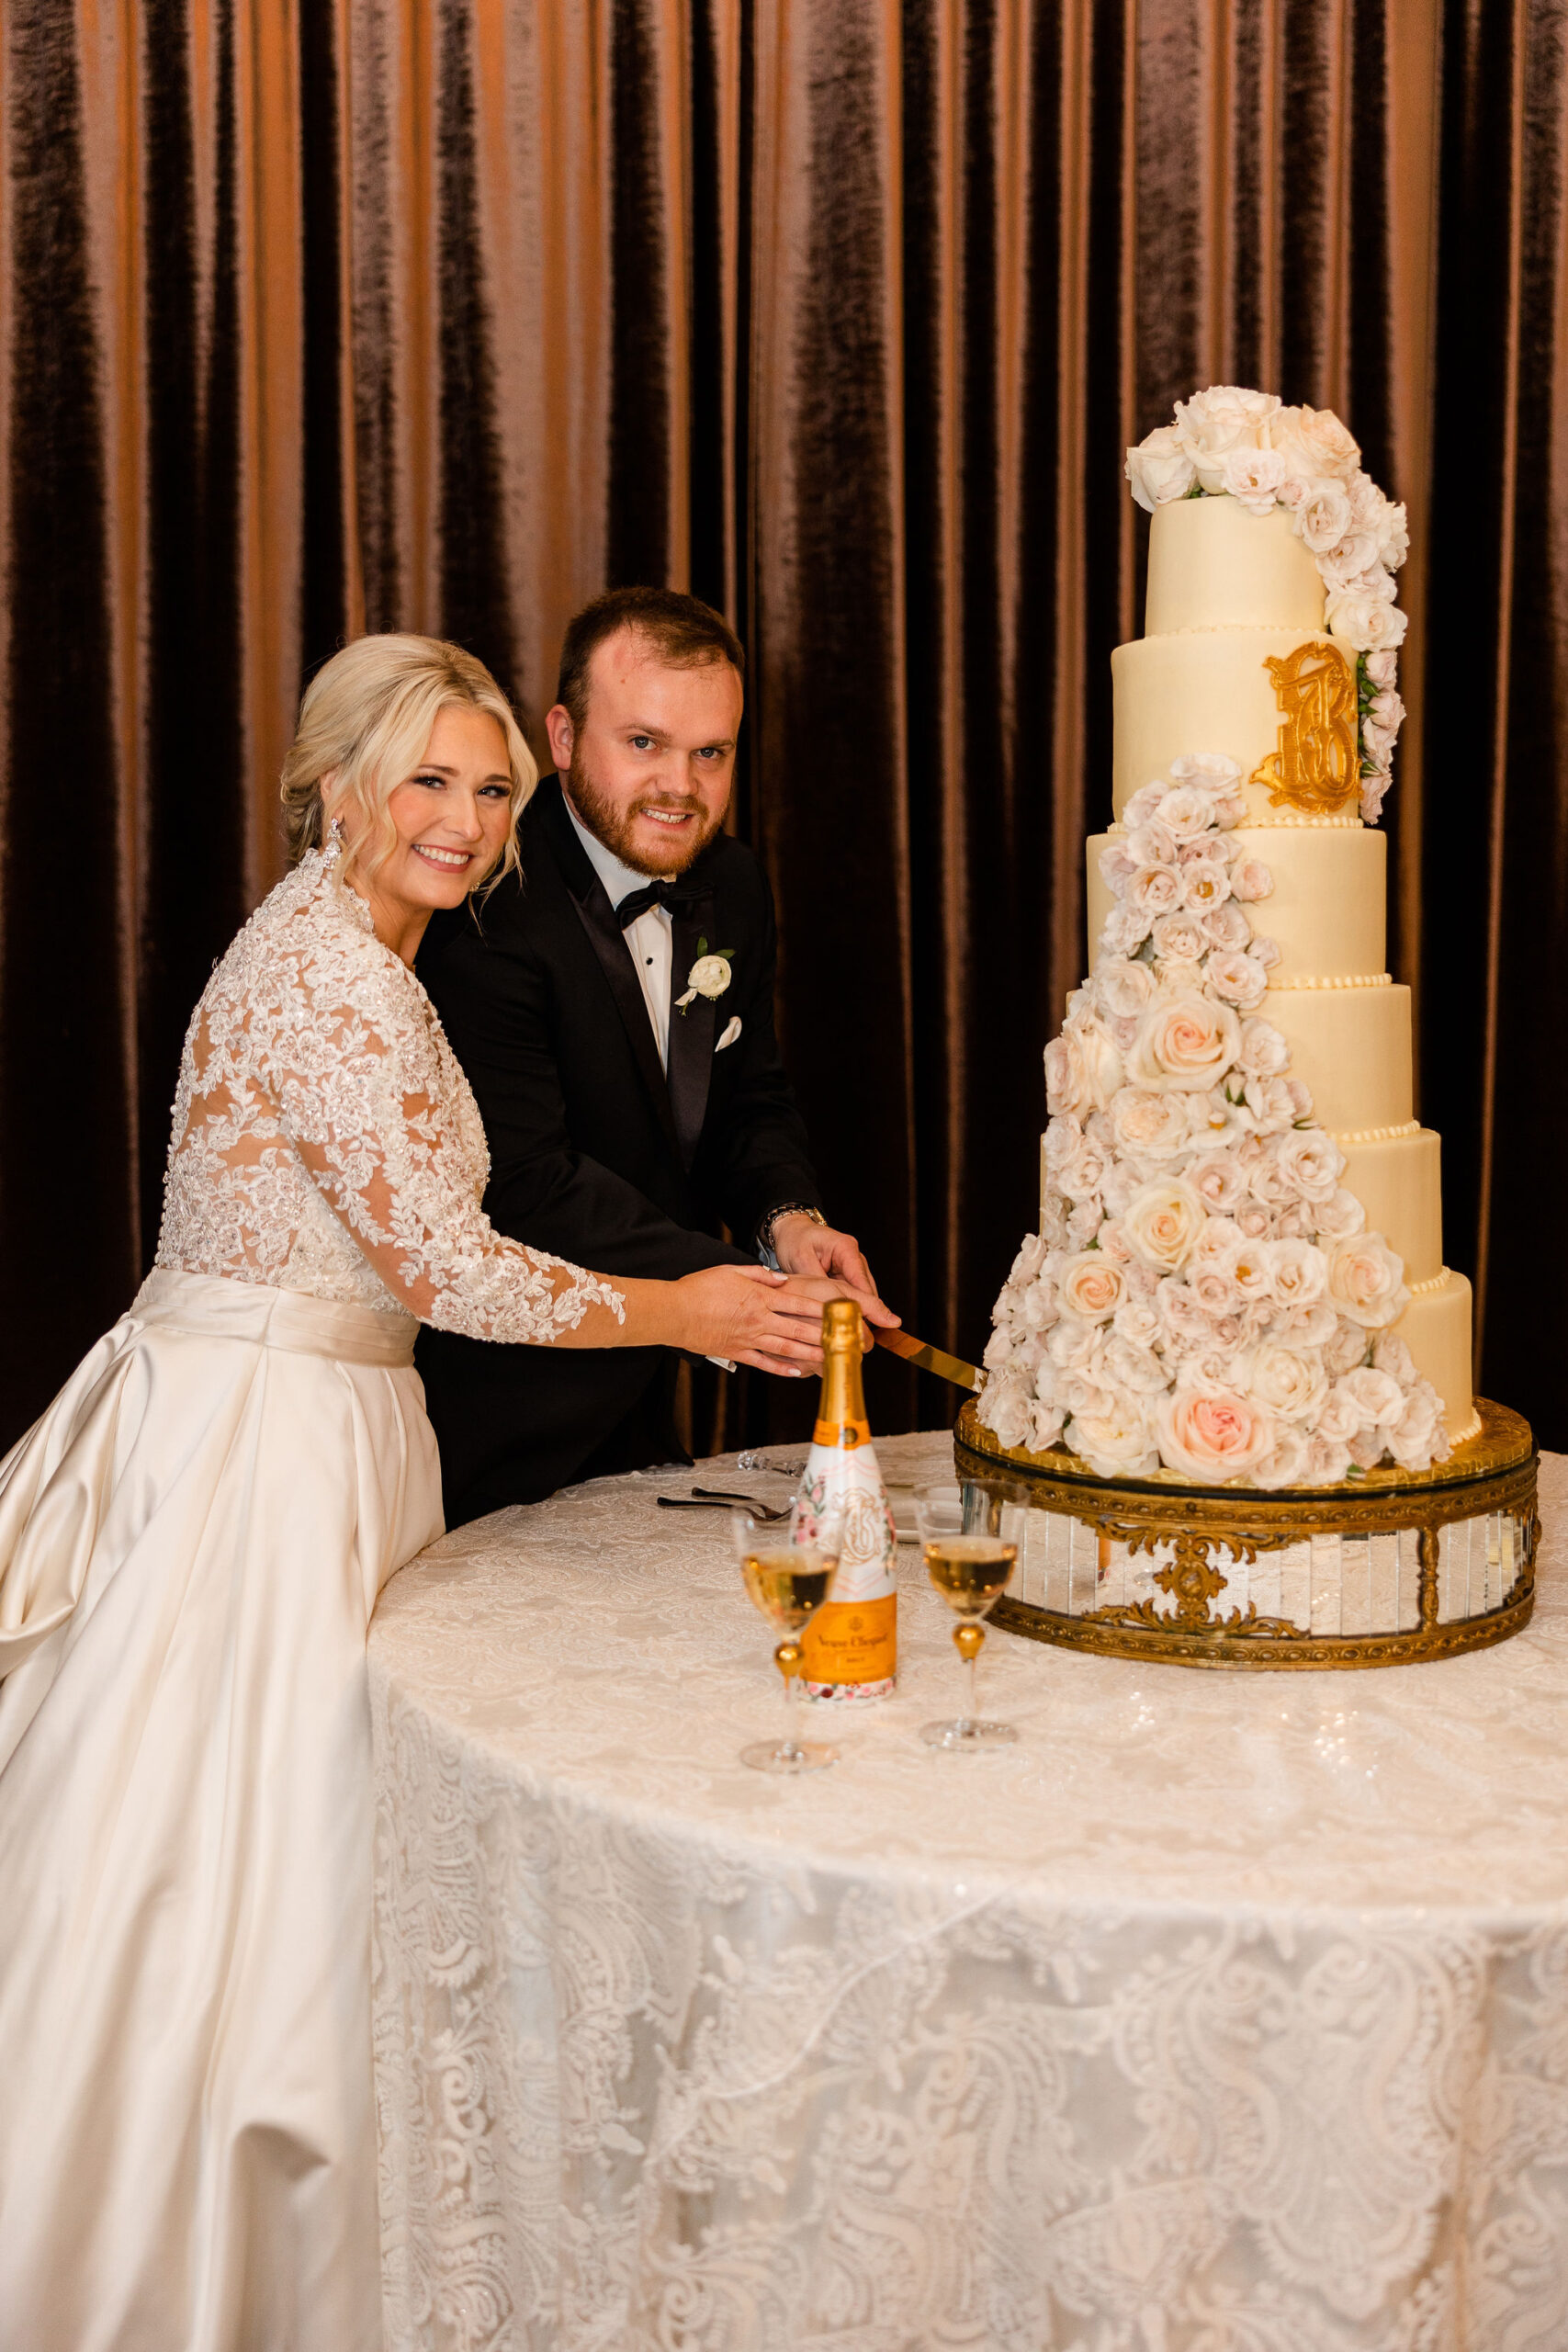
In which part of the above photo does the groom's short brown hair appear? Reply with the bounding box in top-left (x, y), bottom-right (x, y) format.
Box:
top-left (556, 588), bottom-right (745, 733)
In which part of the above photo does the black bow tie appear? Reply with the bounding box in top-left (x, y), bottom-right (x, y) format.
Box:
top-left (614, 876), bottom-right (710, 927)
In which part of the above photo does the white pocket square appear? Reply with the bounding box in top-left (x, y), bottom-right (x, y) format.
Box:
top-left (716, 1016), bottom-right (742, 1052)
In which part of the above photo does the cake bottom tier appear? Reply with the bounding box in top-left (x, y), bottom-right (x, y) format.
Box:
top-left (1393, 1266), bottom-right (1473, 1438)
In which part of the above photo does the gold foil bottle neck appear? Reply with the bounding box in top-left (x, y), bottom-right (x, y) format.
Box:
top-left (822, 1299), bottom-right (863, 1349)
top-left (817, 1306), bottom-right (868, 1443)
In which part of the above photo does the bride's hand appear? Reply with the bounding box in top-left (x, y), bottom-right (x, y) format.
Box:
top-left (666, 1264), bottom-right (856, 1375)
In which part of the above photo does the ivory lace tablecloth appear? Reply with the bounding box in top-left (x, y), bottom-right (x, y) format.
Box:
top-left (369, 1433), bottom-right (1568, 2352)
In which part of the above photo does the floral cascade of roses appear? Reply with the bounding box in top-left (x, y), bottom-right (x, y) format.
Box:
top-left (1125, 386), bottom-right (1406, 823)
top-left (978, 753), bottom-right (1447, 1488)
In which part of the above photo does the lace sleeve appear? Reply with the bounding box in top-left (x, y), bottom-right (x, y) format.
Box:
top-left (257, 935), bottom-right (625, 1344)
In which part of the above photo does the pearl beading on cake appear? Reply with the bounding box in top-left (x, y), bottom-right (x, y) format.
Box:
top-left (1150, 624), bottom-right (1335, 639)
top-left (1244, 812), bottom-right (1363, 829)
top-left (1334, 1120), bottom-right (1421, 1144)
top-left (1410, 1267), bottom-right (1454, 1298)
top-left (1265, 972), bottom-right (1392, 990)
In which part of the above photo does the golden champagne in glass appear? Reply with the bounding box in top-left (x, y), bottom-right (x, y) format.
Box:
top-left (912, 1482), bottom-right (1023, 1750)
top-left (731, 1506), bottom-right (843, 1773)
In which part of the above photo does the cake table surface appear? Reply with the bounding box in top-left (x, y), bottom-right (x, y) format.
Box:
top-left (369, 1430), bottom-right (1568, 2351)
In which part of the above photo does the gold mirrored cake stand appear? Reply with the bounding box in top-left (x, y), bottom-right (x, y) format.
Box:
top-left (953, 1397), bottom-right (1537, 1669)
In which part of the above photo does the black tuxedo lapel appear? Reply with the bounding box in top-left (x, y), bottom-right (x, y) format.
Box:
top-left (542, 786), bottom-right (680, 1154)
top-left (667, 899), bottom-right (717, 1169)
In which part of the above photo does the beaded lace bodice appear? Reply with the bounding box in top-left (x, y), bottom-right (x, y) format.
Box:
top-left (155, 848), bottom-right (621, 1340)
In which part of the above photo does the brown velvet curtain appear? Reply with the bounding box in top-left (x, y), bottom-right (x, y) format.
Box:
top-left (3, 0), bottom-right (1565, 1453)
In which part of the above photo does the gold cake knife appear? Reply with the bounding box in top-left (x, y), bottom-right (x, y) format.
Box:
top-left (873, 1326), bottom-right (980, 1390)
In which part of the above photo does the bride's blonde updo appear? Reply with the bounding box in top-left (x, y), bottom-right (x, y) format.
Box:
top-left (280, 634), bottom-right (536, 894)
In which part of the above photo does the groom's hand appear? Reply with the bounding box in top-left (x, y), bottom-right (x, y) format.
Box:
top-left (770, 1216), bottom-right (899, 1330)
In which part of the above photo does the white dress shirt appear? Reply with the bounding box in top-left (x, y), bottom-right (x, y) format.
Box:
top-left (564, 797), bottom-right (674, 1069)
top-left (564, 798), bottom-right (742, 1368)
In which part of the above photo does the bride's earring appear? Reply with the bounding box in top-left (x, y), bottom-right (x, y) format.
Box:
top-left (328, 813), bottom-right (345, 852)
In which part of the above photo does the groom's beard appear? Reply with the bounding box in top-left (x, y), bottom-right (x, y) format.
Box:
top-left (566, 754), bottom-right (726, 877)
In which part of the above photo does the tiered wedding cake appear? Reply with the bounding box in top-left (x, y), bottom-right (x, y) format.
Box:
top-left (978, 387), bottom-right (1471, 1489)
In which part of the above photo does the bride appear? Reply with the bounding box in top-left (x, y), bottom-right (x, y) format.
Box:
top-left (0, 635), bottom-right (845, 2349)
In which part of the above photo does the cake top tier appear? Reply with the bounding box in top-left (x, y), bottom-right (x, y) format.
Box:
top-left (1145, 499), bottom-right (1325, 637)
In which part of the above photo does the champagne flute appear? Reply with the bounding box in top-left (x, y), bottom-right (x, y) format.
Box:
top-left (912, 1480), bottom-right (1025, 1750)
top-left (731, 1501), bottom-right (844, 1773)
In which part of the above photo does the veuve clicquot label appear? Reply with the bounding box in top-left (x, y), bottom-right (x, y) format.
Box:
top-left (795, 1301), bottom-right (897, 1700)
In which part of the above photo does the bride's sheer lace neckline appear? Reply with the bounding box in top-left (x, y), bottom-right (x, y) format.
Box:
top-left (155, 847), bottom-right (621, 1341)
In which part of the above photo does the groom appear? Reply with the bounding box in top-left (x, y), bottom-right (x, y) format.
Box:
top-left (415, 587), bottom-right (892, 1525)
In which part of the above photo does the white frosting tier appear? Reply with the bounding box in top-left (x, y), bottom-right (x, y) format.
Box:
top-left (1338, 1128), bottom-right (1443, 1285)
top-left (1145, 499), bottom-right (1325, 635)
top-left (1260, 981), bottom-right (1412, 1133)
top-left (1087, 825), bottom-right (1385, 979)
top-left (1111, 628), bottom-right (1351, 821)
top-left (1392, 1269), bottom-right (1473, 1431)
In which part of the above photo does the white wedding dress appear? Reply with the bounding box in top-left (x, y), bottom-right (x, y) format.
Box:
top-left (0, 846), bottom-right (618, 2351)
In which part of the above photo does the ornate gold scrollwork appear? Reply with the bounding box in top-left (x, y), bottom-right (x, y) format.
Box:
top-left (954, 1397), bottom-right (1540, 1670)
top-left (1077, 1521), bottom-right (1310, 1638)
top-left (1250, 639), bottom-right (1361, 816)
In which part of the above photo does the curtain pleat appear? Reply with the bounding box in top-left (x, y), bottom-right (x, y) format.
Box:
top-left (6, 0), bottom-right (1568, 1452)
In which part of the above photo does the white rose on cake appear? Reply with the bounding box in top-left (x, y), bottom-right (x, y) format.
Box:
top-left (1188, 1149), bottom-right (1249, 1214)
top-left (1335, 1364), bottom-right (1406, 1429)
top-left (1234, 1016), bottom-right (1291, 1080)
top-left (1125, 864), bottom-right (1185, 927)
top-left (1251, 1340), bottom-right (1329, 1423)
top-left (1028, 1400), bottom-right (1066, 1453)
top-left (981, 1379), bottom-right (1033, 1452)
top-left (1293, 479), bottom-right (1355, 553)
top-left (1057, 1251), bottom-right (1127, 1323)
top-left (1205, 949), bottom-right (1269, 1010)
top-left (1177, 857), bottom-right (1233, 914)
top-left (1272, 1127), bottom-right (1345, 1198)
top-left (1093, 956), bottom-right (1158, 1021)
top-left (1126, 994), bottom-right (1242, 1092)
top-left (1316, 526), bottom-right (1380, 584)
top-left (1389, 1383), bottom-right (1443, 1471)
top-left (1250, 1427), bottom-right (1314, 1487)
top-left (1167, 751), bottom-right (1245, 800)
top-left (1156, 1383), bottom-right (1277, 1480)
top-left (1124, 819), bottom-right (1178, 866)
top-left (1265, 402), bottom-right (1360, 481)
top-left (1122, 1177), bottom-right (1207, 1272)
top-left (1220, 445), bottom-right (1287, 514)
top-left (1174, 385), bottom-right (1280, 490)
top-left (1322, 1317), bottom-right (1371, 1377)
top-left (1270, 1237), bottom-right (1329, 1308)
top-left (1044, 1022), bottom-right (1122, 1118)
top-left (1326, 585), bottom-right (1408, 653)
top-left (1067, 1393), bottom-right (1160, 1479)
top-left (1125, 424), bottom-right (1197, 511)
top-left (1200, 901), bottom-right (1253, 953)
top-left (1149, 911), bottom-right (1210, 965)
top-left (1325, 1232), bottom-right (1408, 1328)
top-left (1108, 1086), bottom-right (1196, 1163)
top-left (1154, 785), bottom-right (1217, 842)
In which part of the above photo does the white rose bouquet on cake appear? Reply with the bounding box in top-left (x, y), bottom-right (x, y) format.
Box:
top-left (979, 753), bottom-right (1447, 1487)
top-left (1124, 389), bottom-right (1408, 824)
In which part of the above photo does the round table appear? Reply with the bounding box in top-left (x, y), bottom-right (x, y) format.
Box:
top-left (369, 1432), bottom-right (1568, 2351)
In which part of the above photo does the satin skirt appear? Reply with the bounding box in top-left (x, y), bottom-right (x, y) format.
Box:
top-left (0, 1269), bottom-right (443, 2352)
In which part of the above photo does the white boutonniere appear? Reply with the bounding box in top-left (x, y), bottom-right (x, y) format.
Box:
top-left (676, 936), bottom-right (734, 1013)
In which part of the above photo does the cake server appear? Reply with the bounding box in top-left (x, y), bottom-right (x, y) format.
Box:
top-left (872, 1327), bottom-right (980, 1390)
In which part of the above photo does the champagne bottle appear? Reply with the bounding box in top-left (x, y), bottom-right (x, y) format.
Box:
top-left (795, 1300), bottom-right (897, 1700)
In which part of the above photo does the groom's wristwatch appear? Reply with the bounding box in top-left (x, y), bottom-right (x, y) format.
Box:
top-left (758, 1203), bottom-right (827, 1265)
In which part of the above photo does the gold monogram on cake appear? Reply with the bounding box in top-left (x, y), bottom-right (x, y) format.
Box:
top-left (1250, 639), bottom-right (1360, 815)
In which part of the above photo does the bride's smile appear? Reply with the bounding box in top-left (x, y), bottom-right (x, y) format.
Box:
top-left (346, 703), bottom-right (517, 964)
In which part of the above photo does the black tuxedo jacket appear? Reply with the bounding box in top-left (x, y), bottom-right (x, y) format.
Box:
top-left (414, 776), bottom-right (824, 1522)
